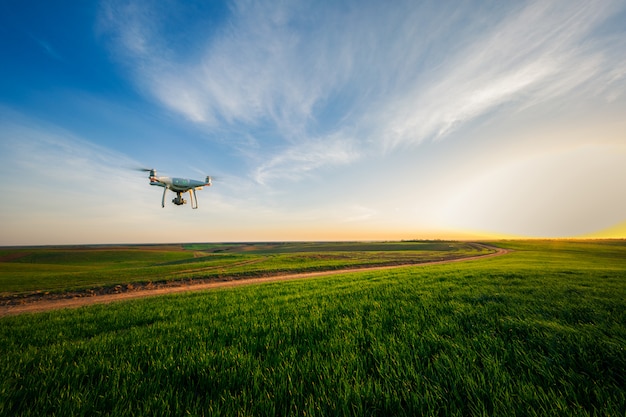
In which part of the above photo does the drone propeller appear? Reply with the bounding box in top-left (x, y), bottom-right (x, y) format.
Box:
top-left (133, 167), bottom-right (218, 183)
top-left (132, 167), bottom-right (159, 178)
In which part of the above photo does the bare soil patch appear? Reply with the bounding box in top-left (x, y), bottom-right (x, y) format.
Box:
top-left (0, 252), bottom-right (31, 262)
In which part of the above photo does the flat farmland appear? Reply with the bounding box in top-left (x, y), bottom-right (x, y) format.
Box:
top-left (0, 240), bottom-right (625, 416)
top-left (0, 241), bottom-right (491, 295)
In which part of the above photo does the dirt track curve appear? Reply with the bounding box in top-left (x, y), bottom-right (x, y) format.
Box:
top-left (0, 245), bottom-right (509, 317)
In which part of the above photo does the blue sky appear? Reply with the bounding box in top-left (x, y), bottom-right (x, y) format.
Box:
top-left (1, 0), bottom-right (626, 245)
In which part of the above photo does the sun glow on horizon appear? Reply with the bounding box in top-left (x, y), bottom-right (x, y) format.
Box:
top-left (580, 220), bottom-right (626, 239)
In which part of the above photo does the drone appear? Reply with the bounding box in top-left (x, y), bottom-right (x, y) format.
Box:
top-left (139, 169), bottom-right (212, 209)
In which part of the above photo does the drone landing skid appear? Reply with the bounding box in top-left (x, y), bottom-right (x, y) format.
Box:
top-left (190, 189), bottom-right (198, 209)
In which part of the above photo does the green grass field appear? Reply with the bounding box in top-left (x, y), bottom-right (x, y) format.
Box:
top-left (0, 240), bottom-right (625, 416)
top-left (0, 241), bottom-right (489, 294)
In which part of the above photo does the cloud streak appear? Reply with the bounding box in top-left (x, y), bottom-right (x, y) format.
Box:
top-left (98, 0), bottom-right (626, 183)
top-left (253, 133), bottom-right (359, 184)
top-left (0, 109), bottom-right (160, 244)
top-left (376, 0), bottom-right (626, 148)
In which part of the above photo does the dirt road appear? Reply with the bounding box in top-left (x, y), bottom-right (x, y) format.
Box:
top-left (0, 245), bottom-right (509, 317)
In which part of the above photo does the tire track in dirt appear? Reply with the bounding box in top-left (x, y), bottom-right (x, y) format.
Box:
top-left (0, 244), bottom-right (509, 317)
top-left (169, 256), bottom-right (269, 276)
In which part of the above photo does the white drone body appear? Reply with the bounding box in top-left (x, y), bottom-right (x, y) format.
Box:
top-left (142, 169), bottom-right (212, 209)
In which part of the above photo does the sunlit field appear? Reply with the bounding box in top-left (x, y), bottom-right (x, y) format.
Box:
top-left (1, 240), bottom-right (625, 416)
top-left (0, 241), bottom-right (490, 294)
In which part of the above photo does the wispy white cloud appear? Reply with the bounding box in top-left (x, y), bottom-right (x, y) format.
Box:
top-left (253, 133), bottom-right (359, 184)
top-left (0, 110), bottom-right (141, 198)
top-left (376, 0), bottom-right (626, 148)
top-left (98, 0), bottom-right (626, 184)
top-left (0, 108), bottom-right (157, 244)
top-left (99, 0), bottom-right (336, 129)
